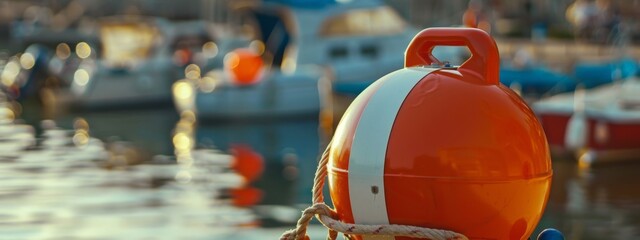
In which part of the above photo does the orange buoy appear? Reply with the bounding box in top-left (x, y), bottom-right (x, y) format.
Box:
top-left (224, 48), bottom-right (264, 86)
top-left (327, 28), bottom-right (552, 240)
top-left (230, 144), bottom-right (265, 182)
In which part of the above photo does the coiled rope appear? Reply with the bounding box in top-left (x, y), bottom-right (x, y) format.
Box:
top-left (280, 140), bottom-right (468, 240)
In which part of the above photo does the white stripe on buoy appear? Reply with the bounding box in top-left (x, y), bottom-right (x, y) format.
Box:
top-left (349, 67), bottom-right (435, 240)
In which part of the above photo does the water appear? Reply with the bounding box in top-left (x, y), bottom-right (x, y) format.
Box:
top-left (538, 160), bottom-right (640, 239)
top-left (3, 99), bottom-right (640, 239)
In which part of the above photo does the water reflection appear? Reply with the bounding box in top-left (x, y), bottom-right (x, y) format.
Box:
top-left (196, 119), bottom-right (326, 206)
top-left (0, 110), bottom-right (262, 239)
top-left (5, 95), bottom-right (640, 238)
top-left (48, 108), bottom-right (179, 156)
top-left (537, 160), bottom-right (640, 239)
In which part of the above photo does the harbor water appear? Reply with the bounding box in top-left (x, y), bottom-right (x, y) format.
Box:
top-left (1, 99), bottom-right (639, 239)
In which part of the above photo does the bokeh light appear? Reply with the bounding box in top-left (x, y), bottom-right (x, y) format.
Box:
top-left (173, 132), bottom-right (192, 151)
top-left (173, 81), bottom-right (193, 100)
top-left (184, 64), bottom-right (201, 79)
top-left (75, 42), bottom-right (92, 59)
top-left (199, 76), bottom-right (217, 93)
top-left (202, 41), bottom-right (219, 58)
top-left (19, 53), bottom-right (35, 70)
top-left (224, 52), bottom-right (240, 69)
top-left (73, 69), bottom-right (90, 86)
top-left (249, 40), bottom-right (265, 55)
top-left (56, 43), bottom-right (71, 59)
top-left (1, 60), bottom-right (20, 86)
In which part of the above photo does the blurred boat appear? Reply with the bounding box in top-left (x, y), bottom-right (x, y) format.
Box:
top-left (533, 76), bottom-right (640, 166)
top-left (178, 0), bottom-right (463, 119)
top-left (177, 64), bottom-right (325, 119)
top-left (259, 0), bottom-right (428, 96)
top-left (54, 17), bottom-right (226, 109)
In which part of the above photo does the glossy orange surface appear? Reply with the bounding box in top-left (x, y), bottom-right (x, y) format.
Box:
top-left (224, 49), bottom-right (264, 85)
top-left (329, 28), bottom-right (552, 240)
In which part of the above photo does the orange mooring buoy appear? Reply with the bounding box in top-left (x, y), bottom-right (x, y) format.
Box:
top-left (224, 48), bottom-right (264, 86)
top-left (327, 28), bottom-right (552, 240)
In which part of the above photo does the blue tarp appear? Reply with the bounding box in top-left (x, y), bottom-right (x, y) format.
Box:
top-left (499, 58), bottom-right (638, 96)
top-left (574, 58), bottom-right (638, 88)
top-left (500, 66), bottom-right (576, 95)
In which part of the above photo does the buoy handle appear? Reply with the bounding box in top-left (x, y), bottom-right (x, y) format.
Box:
top-left (404, 27), bottom-right (500, 85)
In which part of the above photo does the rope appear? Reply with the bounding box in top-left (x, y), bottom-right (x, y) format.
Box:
top-left (280, 140), bottom-right (469, 240)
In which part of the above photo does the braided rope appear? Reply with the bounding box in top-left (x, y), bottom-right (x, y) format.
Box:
top-left (280, 140), bottom-right (469, 240)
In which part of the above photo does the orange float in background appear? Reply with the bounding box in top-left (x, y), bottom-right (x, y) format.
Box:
top-left (224, 48), bottom-right (265, 86)
top-left (462, 0), bottom-right (491, 33)
top-left (327, 28), bottom-right (552, 240)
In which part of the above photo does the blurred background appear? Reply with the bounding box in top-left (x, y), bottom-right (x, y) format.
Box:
top-left (0, 0), bottom-right (639, 239)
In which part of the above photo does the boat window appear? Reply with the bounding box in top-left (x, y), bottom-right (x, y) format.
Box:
top-left (329, 46), bottom-right (348, 59)
top-left (100, 23), bottom-right (160, 66)
top-left (319, 6), bottom-right (406, 37)
top-left (360, 44), bottom-right (378, 58)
